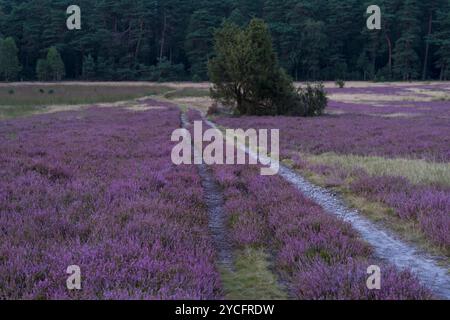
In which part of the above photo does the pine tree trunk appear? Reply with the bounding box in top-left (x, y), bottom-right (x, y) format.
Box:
top-left (159, 13), bottom-right (167, 60)
top-left (135, 20), bottom-right (144, 63)
top-left (422, 11), bottom-right (433, 80)
top-left (385, 34), bottom-right (392, 76)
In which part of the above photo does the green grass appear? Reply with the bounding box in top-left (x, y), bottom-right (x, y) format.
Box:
top-left (164, 87), bottom-right (210, 99)
top-left (220, 248), bottom-right (288, 300)
top-left (0, 105), bottom-right (49, 119)
top-left (305, 152), bottom-right (450, 187)
top-left (0, 84), bottom-right (173, 119)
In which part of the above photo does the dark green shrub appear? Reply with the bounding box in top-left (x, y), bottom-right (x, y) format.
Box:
top-left (8, 89), bottom-right (14, 94)
top-left (286, 83), bottom-right (328, 117)
top-left (335, 79), bottom-right (345, 88)
top-left (299, 83), bottom-right (328, 116)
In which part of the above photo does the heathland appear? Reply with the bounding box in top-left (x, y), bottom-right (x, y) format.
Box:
top-left (0, 81), bottom-right (448, 299)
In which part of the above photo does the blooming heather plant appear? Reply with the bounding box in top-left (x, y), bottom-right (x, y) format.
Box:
top-left (184, 111), bottom-right (432, 299)
top-left (215, 112), bottom-right (450, 162)
top-left (212, 93), bottom-right (450, 251)
top-left (210, 161), bottom-right (432, 299)
top-left (0, 101), bottom-right (222, 299)
top-left (293, 258), bottom-right (432, 300)
top-left (350, 175), bottom-right (450, 248)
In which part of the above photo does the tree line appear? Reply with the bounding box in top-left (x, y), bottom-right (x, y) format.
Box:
top-left (0, 0), bottom-right (449, 82)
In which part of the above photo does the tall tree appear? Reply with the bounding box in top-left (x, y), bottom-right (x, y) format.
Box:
top-left (393, 0), bottom-right (421, 80)
top-left (0, 37), bottom-right (22, 81)
top-left (82, 54), bottom-right (96, 80)
top-left (185, 9), bottom-right (221, 80)
top-left (209, 19), bottom-right (298, 115)
top-left (36, 58), bottom-right (50, 81)
top-left (421, 0), bottom-right (440, 80)
top-left (0, 0), bottom-right (449, 81)
top-left (46, 47), bottom-right (66, 81)
top-left (432, 0), bottom-right (450, 80)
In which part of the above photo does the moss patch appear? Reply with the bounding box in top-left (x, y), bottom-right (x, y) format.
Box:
top-left (220, 248), bottom-right (288, 300)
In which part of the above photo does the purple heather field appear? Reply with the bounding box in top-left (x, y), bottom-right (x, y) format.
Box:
top-left (0, 101), bottom-right (221, 299)
top-left (185, 109), bottom-right (432, 300)
top-left (214, 84), bottom-right (450, 251)
top-left (0, 83), bottom-right (448, 300)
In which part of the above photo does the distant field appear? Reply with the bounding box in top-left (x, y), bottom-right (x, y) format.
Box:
top-left (0, 83), bottom-right (174, 118)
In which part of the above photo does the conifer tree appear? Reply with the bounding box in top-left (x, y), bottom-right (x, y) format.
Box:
top-left (0, 37), bottom-right (22, 81)
top-left (46, 47), bottom-right (66, 81)
top-left (393, 0), bottom-right (421, 81)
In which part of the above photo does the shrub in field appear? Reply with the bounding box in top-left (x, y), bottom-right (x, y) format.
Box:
top-left (335, 79), bottom-right (345, 88)
top-left (208, 19), bottom-right (327, 117)
top-left (292, 83), bottom-right (328, 117)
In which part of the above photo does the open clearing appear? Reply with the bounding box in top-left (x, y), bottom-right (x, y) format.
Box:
top-left (0, 82), bottom-right (448, 299)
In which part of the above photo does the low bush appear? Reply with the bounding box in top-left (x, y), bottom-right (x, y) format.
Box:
top-left (291, 83), bottom-right (328, 117)
top-left (335, 79), bottom-right (345, 88)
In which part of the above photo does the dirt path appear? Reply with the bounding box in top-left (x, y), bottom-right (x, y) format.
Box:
top-left (180, 113), bottom-right (234, 270)
top-left (197, 164), bottom-right (235, 270)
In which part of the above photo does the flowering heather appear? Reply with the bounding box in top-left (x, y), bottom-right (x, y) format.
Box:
top-left (183, 110), bottom-right (432, 299)
top-left (210, 163), bottom-right (432, 299)
top-left (329, 100), bottom-right (450, 118)
top-left (350, 175), bottom-right (450, 248)
top-left (0, 101), bottom-right (222, 299)
top-left (293, 259), bottom-right (432, 300)
top-left (215, 112), bottom-right (450, 162)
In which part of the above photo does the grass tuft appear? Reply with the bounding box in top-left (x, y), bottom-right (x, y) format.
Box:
top-left (305, 152), bottom-right (450, 187)
top-left (220, 248), bottom-right (288, 300)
